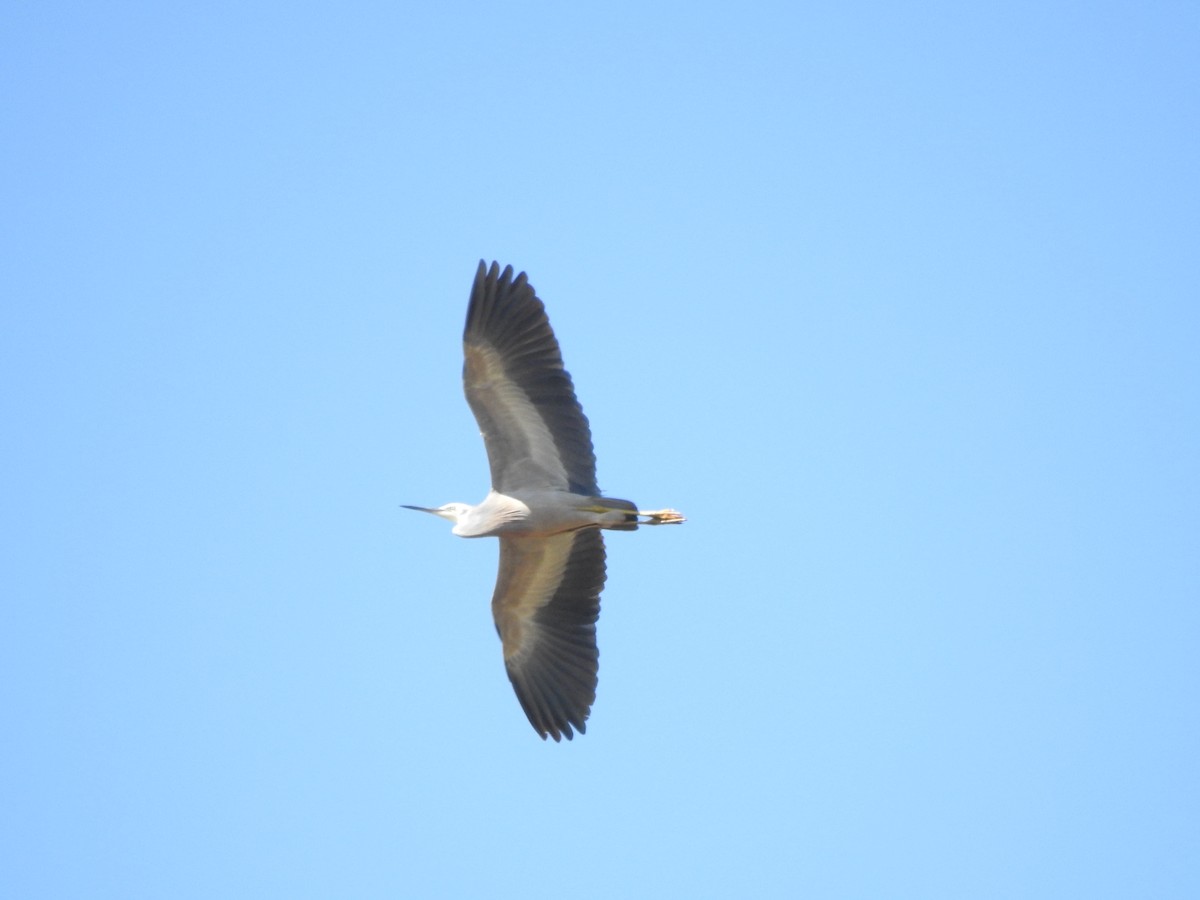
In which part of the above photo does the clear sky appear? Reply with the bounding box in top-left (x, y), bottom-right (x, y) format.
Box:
top-left (3, 2), bottom-right (1198, 898)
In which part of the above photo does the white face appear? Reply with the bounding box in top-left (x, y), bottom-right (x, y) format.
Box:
top-left (437, 503), bottom-right (468, 522)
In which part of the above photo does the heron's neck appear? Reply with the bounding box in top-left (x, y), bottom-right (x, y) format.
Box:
top-left (451, 491), bottom-right (529, 537)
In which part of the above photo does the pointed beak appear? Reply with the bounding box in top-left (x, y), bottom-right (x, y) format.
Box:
top-left (401, 505), bottom-right (439, 515)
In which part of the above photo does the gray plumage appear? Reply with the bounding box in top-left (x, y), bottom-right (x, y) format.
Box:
top-left (404, 262), bottom-right (684, 741)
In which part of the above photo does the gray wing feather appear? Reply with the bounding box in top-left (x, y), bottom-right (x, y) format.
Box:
top-left (463, 261), bottom-right (598, 495)
top-left (491, 530), bottom-right (605, 741)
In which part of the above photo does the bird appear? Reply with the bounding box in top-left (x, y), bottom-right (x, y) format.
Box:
top-left (404, 261), bottom-right (684, 741)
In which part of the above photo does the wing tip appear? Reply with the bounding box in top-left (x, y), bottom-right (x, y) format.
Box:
top-left (466, 260), bottom-right (537, 340)
top-left (473, 259), bottom-right (519, 292)
top-left (534, 714), bottom-right (588, 742)
top-left (510, 669), bottom-right (594, 742)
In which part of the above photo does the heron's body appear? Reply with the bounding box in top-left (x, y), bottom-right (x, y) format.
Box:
top-left (448, 489), bottom-right (639, 538)
top-left (405, 262), bottom-right (683, 741)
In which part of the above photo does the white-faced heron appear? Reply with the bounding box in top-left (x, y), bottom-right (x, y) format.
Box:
top-left (405, 261), bottom-right (684, 740)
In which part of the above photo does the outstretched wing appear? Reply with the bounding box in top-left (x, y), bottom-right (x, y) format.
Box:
top-left (491, 529), bottom-right (606, 741)
top-left (463, 261), bottom-right (598, 495)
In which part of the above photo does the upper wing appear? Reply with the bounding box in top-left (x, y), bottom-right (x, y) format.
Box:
top-left (491, 529), bottom-right (606, 741)
top-left (463, 261), bottom-right (598, 495)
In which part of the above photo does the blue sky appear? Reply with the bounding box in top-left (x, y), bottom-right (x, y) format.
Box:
top-left (3, 2), bottom-right (1198, 897)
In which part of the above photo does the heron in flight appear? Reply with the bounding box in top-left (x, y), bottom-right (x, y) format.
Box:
top-left (405, 261), bottom-right (684, 741)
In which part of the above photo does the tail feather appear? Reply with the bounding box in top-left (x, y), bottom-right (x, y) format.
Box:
top-left (590, 496), bottom-right (639, 531)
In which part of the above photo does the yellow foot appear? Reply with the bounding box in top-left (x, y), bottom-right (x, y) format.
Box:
top-left (638, 508), bottom-right (686, 525)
